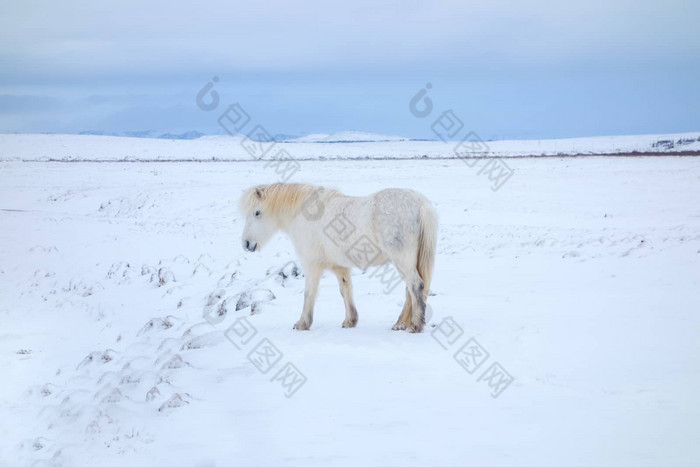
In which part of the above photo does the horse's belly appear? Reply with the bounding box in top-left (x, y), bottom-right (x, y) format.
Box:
top-left (330, 245), bottom-right (390, 270)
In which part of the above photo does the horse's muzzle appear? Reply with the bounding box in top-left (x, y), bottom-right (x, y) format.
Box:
top-left (243, 239), bottom-right (257, 252)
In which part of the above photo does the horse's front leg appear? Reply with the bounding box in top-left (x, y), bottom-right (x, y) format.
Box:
top-left (293, 265), bottom-right (322, 330)
top-left (332, 266), bottom-right (358, 328)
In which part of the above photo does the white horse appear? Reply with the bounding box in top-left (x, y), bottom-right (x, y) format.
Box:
top-left (239, 183), bottom-right (437, 333)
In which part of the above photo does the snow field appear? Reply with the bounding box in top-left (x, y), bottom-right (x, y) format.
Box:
top-left (1, 155), bottom-right (699, 466)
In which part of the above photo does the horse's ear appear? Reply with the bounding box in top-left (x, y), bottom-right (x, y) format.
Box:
top-left (255, 187), bottom-right (264, 199)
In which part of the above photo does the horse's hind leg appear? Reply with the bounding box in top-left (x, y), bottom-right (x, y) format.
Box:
top-left (392, 259), bottom-right (426, 333)
top-left (332, 266), bottom-right (358, 328)
top-left (406, 273), bottom-right (427, 333)
top-left (392, 287), bottom-right (412, 331)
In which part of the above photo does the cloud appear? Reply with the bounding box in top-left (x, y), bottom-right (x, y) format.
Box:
top-left (0, 0), bottom-right (698, 137)
top-left (2, 0), bottom-right (698, 80)
top-left (0, 95), bottom-right (62, 113)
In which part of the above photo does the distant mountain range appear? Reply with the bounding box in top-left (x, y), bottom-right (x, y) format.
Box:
top-left (74, 130), bottom-right (417, 142)
top-left (27, 130), bottom-right (700, 149)
top-left (78, 130), bottom-right (207, 140)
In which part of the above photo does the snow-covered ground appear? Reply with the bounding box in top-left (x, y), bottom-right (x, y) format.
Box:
top-left (0, 131), bottom-right (699, 162)
top-left (1, 149), bottom-right (700, 466)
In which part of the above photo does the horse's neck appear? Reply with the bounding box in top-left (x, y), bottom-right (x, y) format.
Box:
top-left (282, 190), bottom-right (343, 239)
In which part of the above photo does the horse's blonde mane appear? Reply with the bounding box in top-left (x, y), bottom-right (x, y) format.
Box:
top-left (239, 183), bottom-right (339, 218)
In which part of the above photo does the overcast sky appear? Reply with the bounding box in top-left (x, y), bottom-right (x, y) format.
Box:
top-left (1, 0), bottom-right (698, 139)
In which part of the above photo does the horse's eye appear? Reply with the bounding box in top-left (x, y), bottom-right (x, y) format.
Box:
top-left (254, 210), bottom-right (261, 217)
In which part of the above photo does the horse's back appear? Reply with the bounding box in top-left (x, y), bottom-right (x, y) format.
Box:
top-left (367, 188), bottom-right (431, 251)
top-left (371, 188), bottom-right (427, 222)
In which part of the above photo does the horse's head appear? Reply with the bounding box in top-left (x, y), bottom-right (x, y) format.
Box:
top-left (239, 186), bottom-right (278, 252)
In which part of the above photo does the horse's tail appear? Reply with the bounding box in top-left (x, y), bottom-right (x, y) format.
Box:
top-left (417, 200), bottom-right (438, 300)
